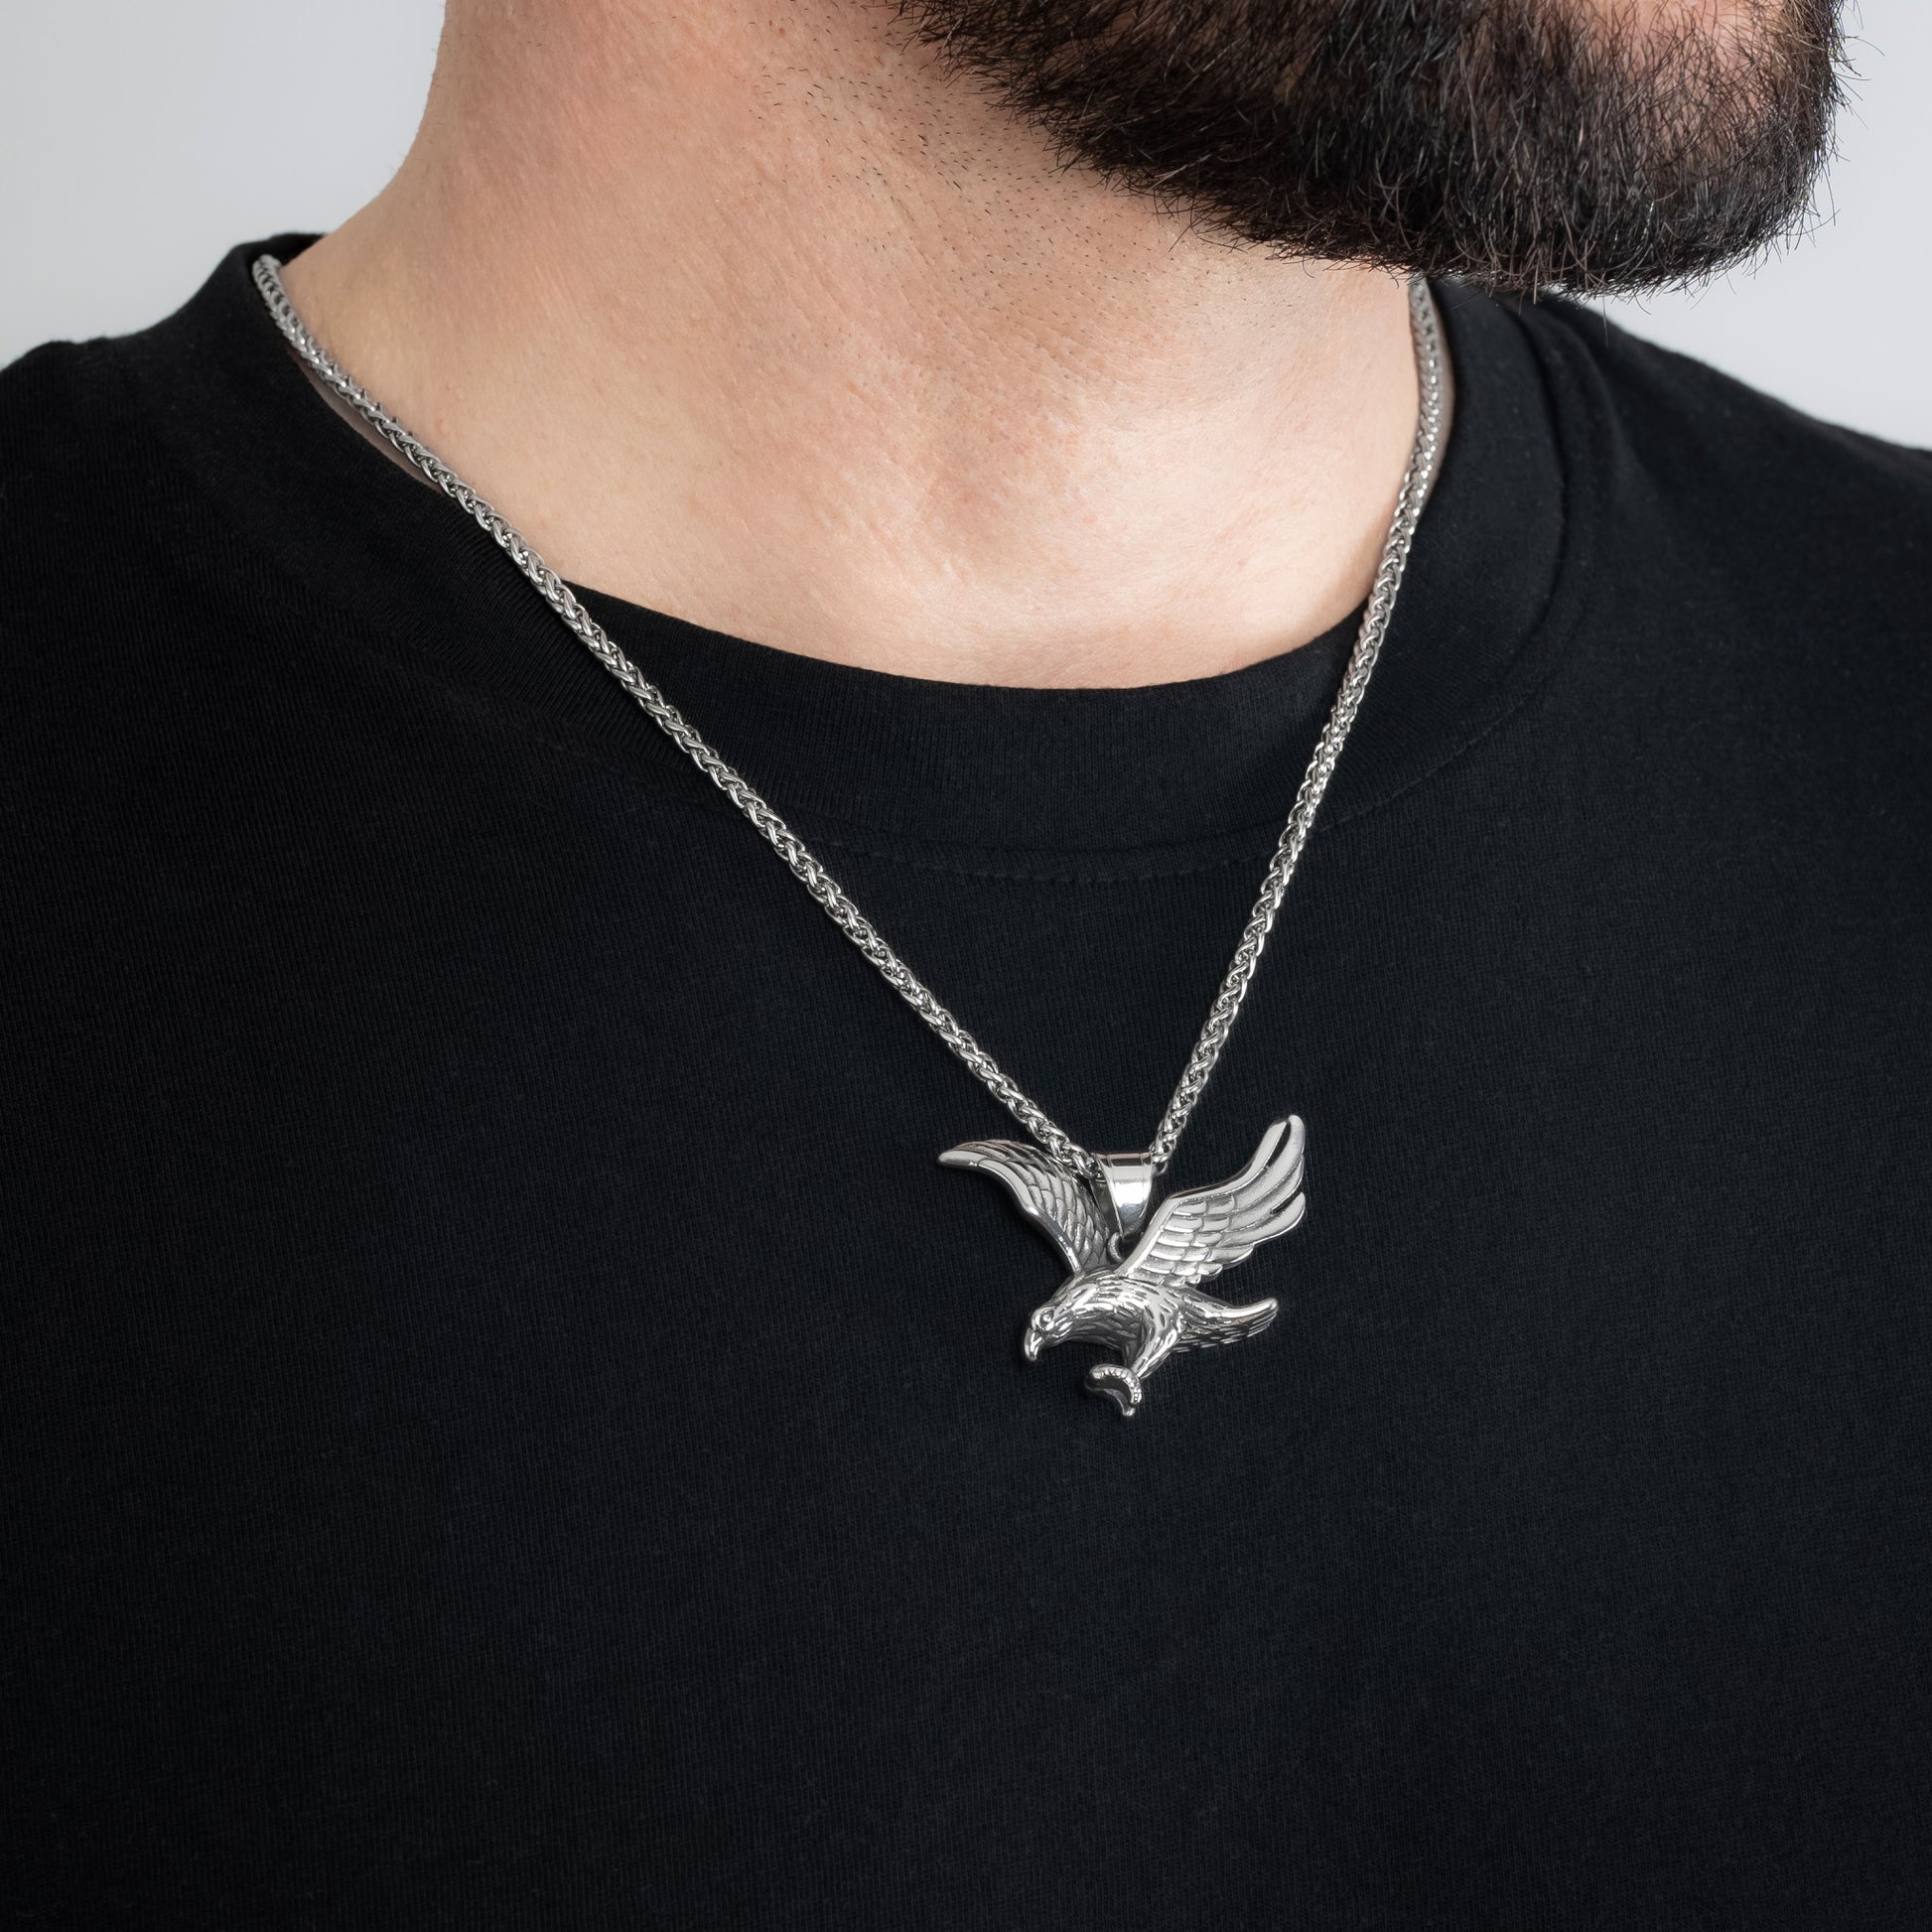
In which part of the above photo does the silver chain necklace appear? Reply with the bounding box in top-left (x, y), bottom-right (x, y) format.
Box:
top-left (255, 255), bottom-right (1447, 1414)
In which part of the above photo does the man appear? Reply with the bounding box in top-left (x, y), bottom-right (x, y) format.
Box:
top-left (4, 0), bottom-right (1927, 1924)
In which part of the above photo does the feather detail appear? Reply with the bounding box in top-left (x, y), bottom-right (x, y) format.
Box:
top-left (938, 1141), bottom-right (1112, 1275)
top-left (1120, 1117), bottom-right (1307, 1291)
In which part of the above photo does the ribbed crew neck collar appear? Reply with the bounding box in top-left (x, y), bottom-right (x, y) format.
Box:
top-left (121, 238), bottom-right (1590, 859)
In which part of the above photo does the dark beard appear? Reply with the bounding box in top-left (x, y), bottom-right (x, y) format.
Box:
top-left (899, 0), bottom-right (1845, 294)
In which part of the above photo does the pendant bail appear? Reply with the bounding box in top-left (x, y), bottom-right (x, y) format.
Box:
top-left (1096, 1154), bottom-right (1158, 1246)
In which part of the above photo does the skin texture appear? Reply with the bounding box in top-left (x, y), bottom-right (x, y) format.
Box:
top-left (284, 2), bottom-right (1420, 687)
top-left (285, 0), bottom-right (1834, 687)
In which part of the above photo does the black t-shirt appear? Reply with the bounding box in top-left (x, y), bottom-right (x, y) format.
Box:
top-left (4, 239), bottom-right (1930, 1930)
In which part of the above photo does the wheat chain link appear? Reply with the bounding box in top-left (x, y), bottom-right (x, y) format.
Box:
top-left (254, 256), bottom-right (1444, 1184)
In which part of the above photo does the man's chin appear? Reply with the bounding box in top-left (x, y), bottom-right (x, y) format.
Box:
top-left (904, 0), bottom-right (1845, 296)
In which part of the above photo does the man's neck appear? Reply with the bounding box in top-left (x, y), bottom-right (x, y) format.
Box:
top-left (283, 0), bottom-right (1424, 688)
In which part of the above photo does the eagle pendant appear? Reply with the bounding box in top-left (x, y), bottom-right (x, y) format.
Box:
top-left (940, 1117), bottom-right (1307, 1417)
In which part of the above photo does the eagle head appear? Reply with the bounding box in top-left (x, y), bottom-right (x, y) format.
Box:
top-left (1022, 1296), bottom-right (1079, 1361)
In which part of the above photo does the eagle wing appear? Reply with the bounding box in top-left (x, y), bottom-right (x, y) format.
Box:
top-left (1119, 1117), bottom-right (1306, 1291)
top-left (938, 1141), bottom-right (1112, 1275)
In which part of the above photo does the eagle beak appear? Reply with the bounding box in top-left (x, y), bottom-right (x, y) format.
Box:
top-left (1022, 1326), bottom-right (1043, 1362)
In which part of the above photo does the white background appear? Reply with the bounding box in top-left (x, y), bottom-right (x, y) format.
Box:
top-left (3, 0), bottom-right (1926, 446)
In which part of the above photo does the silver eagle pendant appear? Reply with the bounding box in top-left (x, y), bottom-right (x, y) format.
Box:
top-left (940, 1117), bottom-right (1307, 1417)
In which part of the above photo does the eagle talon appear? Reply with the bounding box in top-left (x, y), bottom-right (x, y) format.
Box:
top-left (1086, 1364), bottom-right (1144, 1417)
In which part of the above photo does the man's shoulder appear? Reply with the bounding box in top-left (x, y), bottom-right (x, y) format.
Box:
top-left (2, 330), bottom-right (222, 815)
top-left (0, 291), bottom-right (304, 722)
top-left (2, 330), bottom-right (153, 519)
top-left (1521, 293), bottom-right (1932, 540)
top-left (1498, 294), bottom-right (1930, 834)
top-left (1515, 293), bottom-right (1929, 693)
top-left (1, 322), bottom-right (212, 616)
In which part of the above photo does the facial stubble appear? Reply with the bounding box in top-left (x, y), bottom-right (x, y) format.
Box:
top-left (900, 0), bottom-right (1845, 293)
